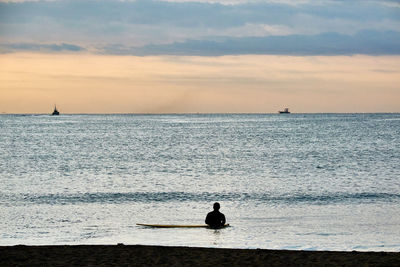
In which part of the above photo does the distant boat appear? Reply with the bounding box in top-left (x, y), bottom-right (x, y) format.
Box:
top-left (279, 108), bottom-right (290, 114)
top-left (52, 105), bottom-right (60, 116)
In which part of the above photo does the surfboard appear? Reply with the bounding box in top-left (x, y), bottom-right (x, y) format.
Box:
top-left (136, 223), bottom-right (229, 228)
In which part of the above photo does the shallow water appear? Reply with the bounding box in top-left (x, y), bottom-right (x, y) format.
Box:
top-left (1, 114), bottom-right (399, 251)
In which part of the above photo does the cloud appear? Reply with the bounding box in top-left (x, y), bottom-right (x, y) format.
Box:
top-left (0, 0), bottom-right (399, 55)
top-left (101, 31), bottom-right (400, 56)
top-left (0, 43), bottom-right (86, 53)
top-left (2, 31), bottom-right (400, 56)
top-left (2, 53), bottom-right (400, 113)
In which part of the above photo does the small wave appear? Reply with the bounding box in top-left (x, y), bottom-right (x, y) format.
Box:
top-left (4, 191), bottom-right (400, 205)
top-left (273, 192), bottom-right (400, 204)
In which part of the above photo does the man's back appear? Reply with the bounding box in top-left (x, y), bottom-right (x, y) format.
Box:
top-left (205, 210), bottom-right (226, 228)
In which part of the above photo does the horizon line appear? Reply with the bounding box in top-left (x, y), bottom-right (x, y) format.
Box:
top-left (1, 112), bottom-right (399, 115)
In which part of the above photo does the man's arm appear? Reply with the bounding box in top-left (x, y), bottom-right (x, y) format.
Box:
top-left (205, 213), bottom-right (210, 224)
top-left (221, 214), bottom-right (226, 225)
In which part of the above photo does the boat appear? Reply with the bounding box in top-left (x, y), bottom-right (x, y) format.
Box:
top-left (52, 105), bottom-right (60, 115)
top-left (136, 223), bottom-right (230, 228)
top-left (279, 108), bottom-right (290, 114)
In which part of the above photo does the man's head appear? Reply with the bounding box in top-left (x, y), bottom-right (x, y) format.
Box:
top-left (213, 202), bottom-right (220, 211)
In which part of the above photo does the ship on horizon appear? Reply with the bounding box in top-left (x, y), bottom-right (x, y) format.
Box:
top-left (279, 108), bottom-right (290, 114)
top-left (51, 105), bottom-right (60, 116)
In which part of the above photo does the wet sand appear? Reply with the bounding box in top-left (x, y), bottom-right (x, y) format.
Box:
top-left (1, 245), bottom-right (399, 266)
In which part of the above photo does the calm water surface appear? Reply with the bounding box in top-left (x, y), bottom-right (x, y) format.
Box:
top-left (0, 114), bottom-right (399, 251)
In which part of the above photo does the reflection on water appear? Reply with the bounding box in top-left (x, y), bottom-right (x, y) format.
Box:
top-left (210, 228), bottom-right (222, 246)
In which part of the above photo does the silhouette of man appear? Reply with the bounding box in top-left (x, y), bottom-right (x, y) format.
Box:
top-left (205, 202), bottom-right (226, 228)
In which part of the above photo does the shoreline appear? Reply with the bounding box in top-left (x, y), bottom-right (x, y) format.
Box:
top-left (1, 245), bottom-right (399, 266)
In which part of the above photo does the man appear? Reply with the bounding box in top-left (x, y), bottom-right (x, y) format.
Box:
top-left (205, 202), bottom-right (226, 228)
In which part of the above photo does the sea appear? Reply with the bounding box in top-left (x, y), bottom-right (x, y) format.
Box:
top-left (1, 113), bottom-right (399, 251)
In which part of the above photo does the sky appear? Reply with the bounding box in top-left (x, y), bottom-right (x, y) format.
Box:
top-left (0, 0), bottom-right (399, 113)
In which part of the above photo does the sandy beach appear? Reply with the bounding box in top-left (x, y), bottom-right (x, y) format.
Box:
top-left (1, 245), bottom-right (399, 266)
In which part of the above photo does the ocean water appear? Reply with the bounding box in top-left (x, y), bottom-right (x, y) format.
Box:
top-left (0, 113), bottom-right (399, 251)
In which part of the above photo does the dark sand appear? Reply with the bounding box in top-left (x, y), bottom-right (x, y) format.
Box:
top-left (1, 245), bottom-right (399, 266)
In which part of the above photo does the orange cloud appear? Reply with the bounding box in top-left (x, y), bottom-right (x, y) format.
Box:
top-left (1, 53), bottom-right (399, 113)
